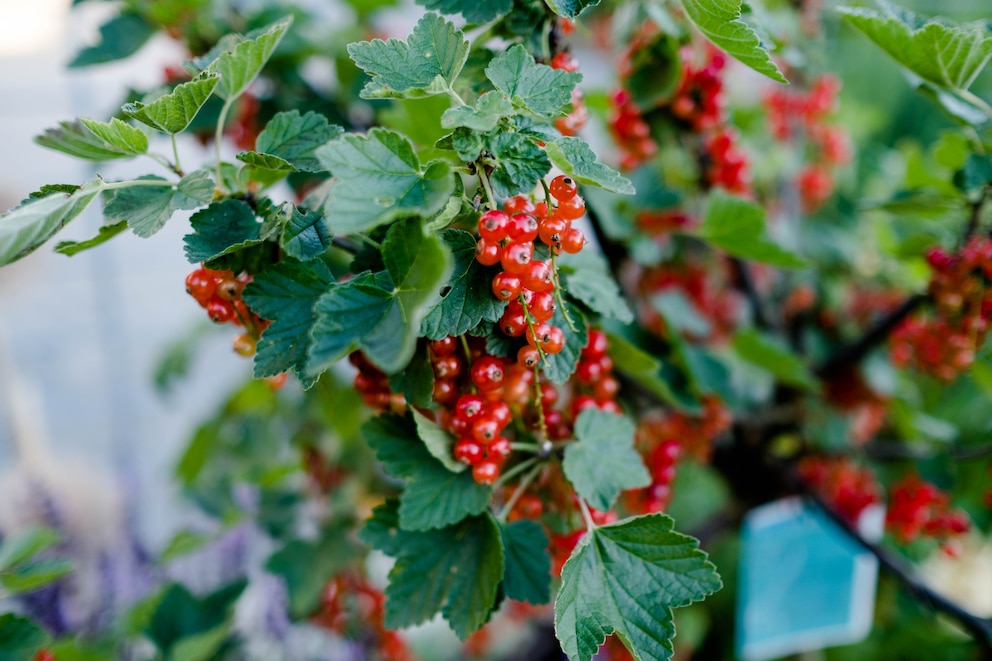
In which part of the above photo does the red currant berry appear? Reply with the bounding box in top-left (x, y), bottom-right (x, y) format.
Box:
top-left (473, 461), bottom-right (501, 485)
top-left (549, 175), bottom-right (578, 201)
top-left (518, 345), bottom-right (541, 368)
top-left (500, 241), bottom-right (534, 274)
top-left (472, 414), bottom-right (501, 444)
top-left (561, 228), bottom-right (585, 254)
top-left (489, 400), bottom-right (512, 428)
top-left (433, 354), bottom-right (462, 379)
top-left (433, 378), bottom-right (459, 405)
top-left (503, 195), bottom-right (534, 215)
top-left (499, 310), bottom-right (528, 337)
top-left (232, 332), bottom-right (256, 357)
top-left (556, 195), bottom-right (586, 220)
top-left (594, 376), bottom-right (620, 401)
top-left (475, 238), bottom-right (502, 266)
top-left (430, 336), bottom-right (457, 355)
top-left (206, 298), bottom-right (236, 323)
top-left (492, 272), bottom-right (523, 301)
top-left (521, 260), bottom-right (554, 292)
top-left (529, 291), bottom-right (556, 322)
top-left (550, 52), bottom-right (579, 72)
top-left (540, 382), bottom-right (558, 406)
top-left (584, 330), bottom-right (608, 358)
top-left (538, 216), bottom-right (569, 246)
top-left (576, 359), bottom-right (604, 384)
top-left (215, 277), bottom-right (242, 301)
top-left (526, 322), bottom-right (552, 349)
top-left (185, 269), bottom-right (215, 305)
top-left (455, 394), bottom-right (486, 421)
top-left (487, 436), bottom-right (512, 460)
top-left (454, 438), bottom-right (485, 465)
top-left (507, 213), bottom-right (540, 242)
top-left (478, 210), bottom-right (510, 241)
top-left (471, 356), bottom-right (505, 391)
top-left (543, 325), bottom-right (565, 354)
top-left (572, 395), bottom-right (598, 417)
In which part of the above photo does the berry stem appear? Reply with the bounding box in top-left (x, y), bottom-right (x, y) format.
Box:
top-left (510, 441), bottom-right (544, 454)
top-left (493, 455), bottom-right (541, 490)
top-left (477, 164), bottom-right (498, 211)
top-left (549, 253), bottom-right (578, 332)
top-left (540, 178), bottom-right (554, 210)
top-left (215, 98), bottom-right (235, 192)
top-left (496, 461), bottom-right (544, 523)
top-left (577, 497), bottom-right (597, 532)
top-left (531, 366), bottom-right (550, 441)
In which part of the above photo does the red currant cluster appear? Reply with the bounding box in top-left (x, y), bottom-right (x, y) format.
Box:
top-left (570, 330), bottom-right (622, 417)
top-left (885, 472), bottom-right (971, 545)
top-left (668, 46), bottom-right (728, 132)
top-left (702, 128), bottom-right (750, 195)
top-left (476, 177), bottom-right (588, 357)
top-left (798, 455), bottom-right (880, 525)
top-left (764, 74), bottom-right (851, 212)
top-left (550, 52), bottom-right (588, 136)
top-left (626, 438), bottom-right (680, 514)
top-left (350, 350), bottom-right (407, 413)
top-left (609, 88), bottom-right (658, 171)
top-left (822, 366), bottom-right (889, 445)
top-left (891, 238), bottom-right (992, 381)
top-left (313, 573), bottom-right (417, 661)
top-left (185, 266), bottom-right (269, 356)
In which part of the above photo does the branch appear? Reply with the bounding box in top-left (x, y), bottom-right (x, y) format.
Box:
top-left (799, 486), bottom-right (992, 656)
top-left (962, 183), bottom-right (990, 243)
top-left (814, 293), bottom-right (927, 379)
top-left (730, 257), bottom-right (772, 330)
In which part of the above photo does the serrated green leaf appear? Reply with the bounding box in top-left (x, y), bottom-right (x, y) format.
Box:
top-left (500, 520), bottom-right (551, 604)
top-left (316, 128), bottom-right (456, 234)
top-left (545, 137), bottom-right (634, 195)
top-left (563, 409), bottom-right (650, 511)
top-left (69, 11), bottom-right (155, 68)
top-left (388, 344), bottom-right (436, 407)
top-left (0, 613), bottom-right (51, 660)
top-left (543, 0), bottom-right (602, 20)
top-left (348, 12), bottom-right (469, 99)
top-left (486, 45), bottom-right (582, 117)
top-left (183, 198), bottom-right (261, 262)
top-left (413, 408), bottom-right (465, 473)
top-left (363, 415), bottom-right (491, 531)
top-left (417, 0), bottom-right (512, 23)
top-left (123, 72), bottom-right (221, 134)
top-left (731, 328), bottom-right (818, 391)
top-left (558, 250), bottom-right (633, 323)
top-left (554, 513), bottom-right (722, 661)
top-left (210, 17), bottom-right (293, 100)
top-left (281, 206), bottom-right (331, 261)
top-left (105, 171), bottom-right (213, 239)
top-left (542, 303), bottom-right (587, 385)
top-left (0, 181), bottom-right (101, 266)
top-left (839, 3), bottom-right (992, 94)
top-left (361, 500), bottom-right (503, 639)
top-left (79, 118), bottom-right (147, 156)
top-left (489, 130), bottom-right (552, 198)
top-left (54, 221), bottom-right (129, 256)
top-left (236, 151), bottom-right (295, 172)
top-left (442, 92), bottom-right (515, 131)
top-left (696, 191), bottom-right (806, 268)
top-left (242, 259), bottom-right (335, 383)
top-left (146, 581), bottom-right (246, 654)
top-left (679, 0), bottom-right (787, 84)
top-left (307, 271), bottom-right (395, 372)
top-left (422, 229), bottom-right (507, 339)
top-left (254, 110), bottom-right (344, 172)
top-left (35, 120), bottom-right (144, 161)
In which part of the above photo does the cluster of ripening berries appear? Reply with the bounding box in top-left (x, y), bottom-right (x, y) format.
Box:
top-left (798, 455), bottom-right (881, 525)
top-left (550, 52), bottom-right (588, 136)
top-left (476, 175), bottom-right (588, 354)
top-left (185, 266), bottom-right (268, 356)
top-left (886, 472), bottom-right (971, 547)
top-left (891, 237), bottom-right (992, 381)
top-left (764, 74), bottom-right (851, 212)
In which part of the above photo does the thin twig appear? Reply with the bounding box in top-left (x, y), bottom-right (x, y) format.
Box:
top-left (962, 184), bottom-right (990, 243)
top-left (730, 257), bottom-right (772, 330)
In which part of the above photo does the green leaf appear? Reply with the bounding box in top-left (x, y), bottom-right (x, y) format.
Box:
top-left (0, 181), bottom-right (101, 266)
top-left (243, 259), bottom-right (335, 383)
top-left (0, 527), bottom-right (59, 570)
top-left (360, 500), bottom-right (503, 639)
top-left (563, 409), bottom-right (650, 511)
top-left (0, 613), bottom-right (51, 660)
top-left (146, 581), bottom-right (246, 654)
top-left (0, 559), bottom-right (74, 594)
top-left (489, 130), bottom-right (552, 199)
top-left (123, 72), bottom-right (221, 134)
top-left (417, 0), bottom-right (512, 23)
top-left (106, 171), bottom-right (213, 239)
top-left (315, 128), bottom-right (456, 234)
top-left (839, 3), bottom-right (992, 93)
top-left (500, 520), bottom-right (551, 604)
top-left (307, 271), bottom-right (395, 371)
top-left (485, 45), bottom-right (582, 117)
top-left (389, 345), bottom-right (436, 408)
top-left (542, 303), bottom-right (587, 385)
top-left (183, 198), bottom-right (261, 262)
top-left (363, 415), bottom-right (491, 531)
top-left (54, 221), bottom-right (129, 256)
top-left (69, 11), bottom-right (155, 67)
top-left (412, 408), bottom-right (465, 473)
top-left (35, 120), bottom-right (145, 161)
top-left (606, 332), bottom-right (697, 412)
top-left (235, 151), bottom-right (295, 172)
top-left (170, 624), bottom-right (229, 661)
top-left (78, 118), bottom-right (147, 156)
top-left (254, 110), bottom-right (344, 172)
top-left (359, 500), bottom-right (405, 556)
top-left (543, 0), bottom-right (602, 20)
top-left (545, 138), bottom-right (635, 195)
top-left (652, 290), bottom-right (711, 337)
top-left (265, 530), bottom-right (355, 618)
top-left (421, 229), bottom-right (507, 340)
top-left (554, 513), bottom-right (723, 661)
top-left (558, 251), bottom-right (633, 323)
top-left (442, 92), bottom-right (515, 132)
top-left (679, 0), bottom-right (787, 84)
top-left (348, 12), bottom-right (469, 99)
top-left (624, 32), bottom-right (683, 111)
top-left (281, 206), bottom-right (332, 261)
top-left (731, 328), bottom-right (819, 391)
top-left (696, 191), bottom-right (806, 268)
top-left (210, 17), bottom-right (293, 100)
